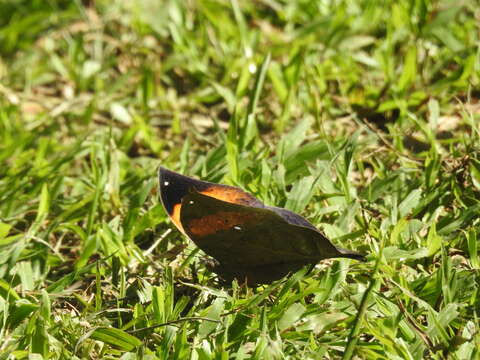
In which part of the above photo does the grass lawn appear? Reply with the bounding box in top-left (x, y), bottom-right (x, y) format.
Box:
top-left (1, 0), bottom-right (479, 358)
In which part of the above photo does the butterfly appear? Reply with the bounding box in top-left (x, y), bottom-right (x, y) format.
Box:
top-left (158, 167), bottom-right (365, 285)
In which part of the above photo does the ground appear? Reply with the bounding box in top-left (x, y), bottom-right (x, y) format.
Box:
top-left (0, 0), bottom-right (479, 359)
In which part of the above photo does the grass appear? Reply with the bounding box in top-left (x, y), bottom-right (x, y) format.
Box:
top-left (0, 0), bottom-right (479, 358)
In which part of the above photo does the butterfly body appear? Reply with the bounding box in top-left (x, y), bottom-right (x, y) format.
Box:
top-left (159, 167), bottom-right (365, 285)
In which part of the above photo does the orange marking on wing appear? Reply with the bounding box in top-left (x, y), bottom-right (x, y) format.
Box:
top-left (200, 186), bottom-right (256, 206)
top-left (186, 211), bottom-right (258, 237)
top-left (170, 203), bottom-right (184, 233)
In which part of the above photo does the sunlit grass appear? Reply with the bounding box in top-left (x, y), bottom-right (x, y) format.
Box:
top-left (0, 0), bottom-right (479, 358)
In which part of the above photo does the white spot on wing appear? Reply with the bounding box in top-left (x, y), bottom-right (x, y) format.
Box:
top-left (188, 200), bottom-right (194, 204)
top-left (234, 226), bottom-right (242, 230)
top-left (163, 181), bottom-right (169, 186)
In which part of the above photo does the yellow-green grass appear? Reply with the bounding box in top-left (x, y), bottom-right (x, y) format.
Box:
top-left (0, 0), bottom-right (479, 358)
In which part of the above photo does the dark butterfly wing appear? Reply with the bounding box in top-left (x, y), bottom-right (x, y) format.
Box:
top-left (179, 191), bottom-right (361, 284)
top-left (265, 206), bottom-right (365, 261)
top-left (158, 167), bottom-right (365, 285)
top-left (159, 167), bottom-right (261, 233)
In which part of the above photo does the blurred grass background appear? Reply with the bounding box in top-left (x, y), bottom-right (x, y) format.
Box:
top-left (0, 0), bottom-right (479, 358)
